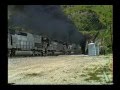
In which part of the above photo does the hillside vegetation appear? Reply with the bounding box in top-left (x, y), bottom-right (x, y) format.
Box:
top-left (61, 5), bottom-right (113, 53)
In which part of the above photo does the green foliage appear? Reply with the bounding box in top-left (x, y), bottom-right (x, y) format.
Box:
top-left (61, 5), bottom-right (112, 27)
top-left (70, 11), bottom-right (103, 31)
top-left (61, 5), bottom-right (112, 53)
top-left (81, 59), bottom-right (113, 84)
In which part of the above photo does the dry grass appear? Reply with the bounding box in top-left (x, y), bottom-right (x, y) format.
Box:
top-left (8, 54), bottom-right (113, 85)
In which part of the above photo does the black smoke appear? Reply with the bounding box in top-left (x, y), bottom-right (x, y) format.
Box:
top-left (8, 5), bottom-right (86, 52)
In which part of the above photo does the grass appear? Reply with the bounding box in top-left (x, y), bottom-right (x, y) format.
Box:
top-left (84, 67), bottom-right (103, 82)
top-left (81, 60), bottom-right (113, 84)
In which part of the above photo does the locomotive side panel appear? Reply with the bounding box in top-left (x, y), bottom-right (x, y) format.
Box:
top-left (27, 33), bottom-right (35, 50)
top-left (47, 41), bottom-right (63, 52)
top-left (14, 33), bottom-right (34, 51)
top-left (33, 35), bottom-right (43, 50)
top-left (47, 41), bottom-right (57, 51)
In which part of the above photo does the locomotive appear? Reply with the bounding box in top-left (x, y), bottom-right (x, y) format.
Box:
top-left (8, 31), bottom-right (45, 56)
top-left (8, 30), bottom-right (80, 57)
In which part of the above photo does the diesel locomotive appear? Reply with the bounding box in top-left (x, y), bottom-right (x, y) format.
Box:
top-left (8, 30), bottom-right (81, 56)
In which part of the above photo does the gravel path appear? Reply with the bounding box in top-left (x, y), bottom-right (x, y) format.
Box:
top-left (8, 55), bottom-right (113, 85)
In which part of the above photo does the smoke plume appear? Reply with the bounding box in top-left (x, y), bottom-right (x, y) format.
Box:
top-left (8, 5), bottom-right (86, 45)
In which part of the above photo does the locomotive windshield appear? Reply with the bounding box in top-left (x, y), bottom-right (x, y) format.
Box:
top-left (17, 32), bottom-right (27, 36)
